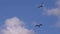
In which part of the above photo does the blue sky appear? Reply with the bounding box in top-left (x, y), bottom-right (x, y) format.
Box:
top-left (0, 0), bottom-right (60, 34)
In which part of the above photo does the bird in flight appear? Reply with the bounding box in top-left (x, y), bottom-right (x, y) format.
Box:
top-left (35, 24), bottom-right (43, 27)
top-left (38, 3), bottom-right (44, 8)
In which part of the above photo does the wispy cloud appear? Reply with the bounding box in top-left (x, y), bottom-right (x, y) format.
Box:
top-left (1, 17), bottom-right (35, 34)
top-left (42, 0), bottom-right (60, 28)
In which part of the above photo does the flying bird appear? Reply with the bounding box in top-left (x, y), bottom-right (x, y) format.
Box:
top-left (38, 3), bottom-right (44, 8)
top-left (35, 24), bottom-right (43, 27)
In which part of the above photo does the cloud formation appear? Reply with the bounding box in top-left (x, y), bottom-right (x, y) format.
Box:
top-left (42, 0), bottom-right (60, 28)
top-left (2, 17), bottom-right (35, 34)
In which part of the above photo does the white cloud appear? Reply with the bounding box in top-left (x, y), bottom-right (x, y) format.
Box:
top-left (42, 0), bottom-right (60, 28)
top-left (2, 17), bottom-right (35, 34)
top-left (42, 0), bottom-right (60, 16)
top-left (47, 8), bottom-right (60, 16)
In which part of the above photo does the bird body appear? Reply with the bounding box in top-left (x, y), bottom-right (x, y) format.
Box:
top-left (35, 24), bottom-right (43, 27)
